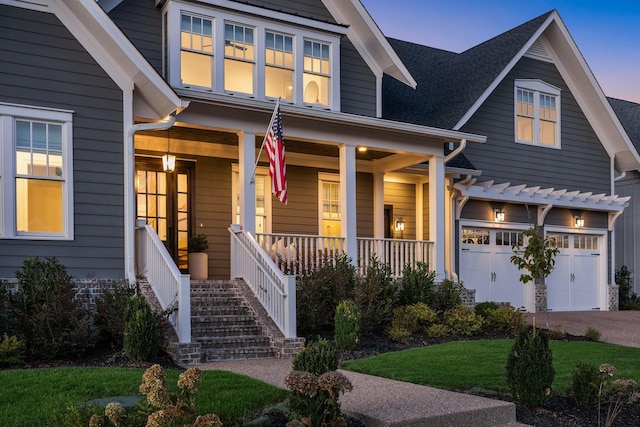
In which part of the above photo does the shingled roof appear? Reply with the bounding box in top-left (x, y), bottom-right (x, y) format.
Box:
top-left (382, 11), bottom-right (554, 130)
top-left (609, 97), bottom-right (640, 151)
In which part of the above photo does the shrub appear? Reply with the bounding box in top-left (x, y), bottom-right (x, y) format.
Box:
top-left (425, 323), bottom-right (450, 338)
top-left (548, 324), bottom-right (566, 340)
top-left (94, 283), bottom-right (135, 349)
top-left (123, 296), bottom-right (164, 362)
top-left (353, 255), bottom-right (397, 332)
top-left (585, 326), bottom-right (601, 342)
top-left (387, 303), bottom-right (438, 342)
top-left (616, 265), bottom-right (639, 309)
top-left (296, 254), bottom-right (357, 335)
top-left (10, 257), bottom-right (94, 359)
top-left (386, 324), bottom-right (413, 344)
top-left (443, 304), bottom-right (483, 336)
top-left (396, 262), bottom-right (436, 306)
top-left (433, 279), bottom-right (463, 312)
top-left (292, 337), bottom-right (338, 376)
top-left (486, 305), bottom-right (524, 332)
top-left (506, 326), bottom-right (555, 408)
top-left (334, 300), bottom-right (361, 351)
top-left (0, 333), bottom-right (25, 367)
top-left (571, 361), bottom-right (600, 407)
top-left (188, 234), bottom-right (209, 253)
top-left (474, 301), bottom-right (499, 319)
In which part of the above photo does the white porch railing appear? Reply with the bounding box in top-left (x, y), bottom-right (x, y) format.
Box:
top-left (357, 237), bottom-right (434, 279)
top-left (255, 232), bottom-right (346, 276)
top-left (255, 232), bottom-right (434, 279)
top-left (136, 223), bottom-right (191, 343)
top-left (230, 226), bottom-right (296, 338)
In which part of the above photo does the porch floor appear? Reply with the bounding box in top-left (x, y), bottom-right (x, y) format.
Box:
top-left (199, 357), bottom-right (526, 427)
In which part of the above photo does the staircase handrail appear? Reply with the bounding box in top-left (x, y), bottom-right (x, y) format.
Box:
top-left (229, 225), bottom-right (296, 338)
top-left (136, 222), bottom-right (191, 343)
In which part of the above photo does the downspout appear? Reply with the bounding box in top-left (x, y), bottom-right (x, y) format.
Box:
top-left (443, 140), bottom-right (467, 282)
top-left (614, 171), bottom-right (626, 182)
top-left (125, 112), bottom-right (177, 284)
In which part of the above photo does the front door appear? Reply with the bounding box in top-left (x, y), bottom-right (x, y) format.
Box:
top-left (136, 157), bottom-right (194, 271)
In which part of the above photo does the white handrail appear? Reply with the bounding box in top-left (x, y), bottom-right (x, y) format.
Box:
top-left (229, 225), bottom-right (296, 338)
top-left (136, 223), bottom-right (191, 343)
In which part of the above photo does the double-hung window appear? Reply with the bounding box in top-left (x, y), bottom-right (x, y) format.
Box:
top-left (319, 173), bottom-right (340, 236)
top-left (303, 40), bottom-right (330, 106)
top-left (0, 103), bottom-right (73, 239)
top-left (265, 31), bottom-right (294, 101)
top-left (515, 80), bottom-right (561, 147)
top-left (224, 23), bottom-right (255, 95)
top-left (180, 14), bottom-right (214, 89)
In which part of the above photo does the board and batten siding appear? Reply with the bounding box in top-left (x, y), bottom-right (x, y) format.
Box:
top-left (0, 5), bottom-right (125, 278)
top-left (108, 0), bottom-right (164, 75)
top-left (460, 57), bottom-right (611, 195)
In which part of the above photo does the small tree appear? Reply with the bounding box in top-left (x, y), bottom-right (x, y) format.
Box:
top-left (510, 227), bottom-right (559, 317)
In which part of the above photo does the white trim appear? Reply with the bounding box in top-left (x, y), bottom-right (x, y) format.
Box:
top-left (318, 172), bottom-right (340, 237)
top-left (514, 79), bottom-right (561, 149)
top-left (232, 164), bottom-right (272, 234)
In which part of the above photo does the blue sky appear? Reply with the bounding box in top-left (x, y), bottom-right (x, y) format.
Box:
top-left (361, 0), bottom-right (640, 103)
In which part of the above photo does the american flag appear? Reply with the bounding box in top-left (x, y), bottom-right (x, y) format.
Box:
top-left (265, 102), bottom-right (287, 204)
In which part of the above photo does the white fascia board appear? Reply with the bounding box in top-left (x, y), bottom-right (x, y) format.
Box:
top-left (453, 13), bottom-right (557, 131)
top-left (322, 0), bottom-right (416, 88)
top-left (55, 0), bottom-right (181, 119)
top-left (166, 0), bottom-right (348, 35)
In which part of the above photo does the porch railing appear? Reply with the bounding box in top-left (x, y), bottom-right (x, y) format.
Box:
top-left (255, 232), bottom-right (346, 276)
top-left (255, 232), bottom-right (434, 279)
top-left (357, 237), bottom-right (434, 279)
top-left (136, 223), bottom-right (191, 343)
top-left (229, 226), bottom-right (296, 338)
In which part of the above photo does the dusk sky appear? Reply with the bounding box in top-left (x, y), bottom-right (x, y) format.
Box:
top-left (361, 0), bottom-right (640, 104)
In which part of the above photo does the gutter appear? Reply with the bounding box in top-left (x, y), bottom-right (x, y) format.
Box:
top-left (444, 139), bottom-right (467, 164)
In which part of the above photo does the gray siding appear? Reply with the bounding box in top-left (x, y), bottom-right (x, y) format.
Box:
top-left (0, 5), bottom-right (125, 278)
top-left (340, 38), bottom-right (377, 117)
top-left (615, 172), bottom-right (640, 292)
top-left (461, 201), bottom-right (533, 224)
top-left (109, 0), bottom-right (163, 74)
top-left (461, 57), bottom-right (611, 195)
top-left (356, 172), bottom-right (374, 237)
top-left (384, 182), bottom-right (416, 239)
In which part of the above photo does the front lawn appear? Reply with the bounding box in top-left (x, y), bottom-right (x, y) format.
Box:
top-left (0, 367), bottom-right (288, 426)
top-left (341, 339), bottom-right (640, 393)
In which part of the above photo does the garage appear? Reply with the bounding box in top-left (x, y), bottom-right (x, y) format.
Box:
top-left (546, 233), bottom-right (600, 311)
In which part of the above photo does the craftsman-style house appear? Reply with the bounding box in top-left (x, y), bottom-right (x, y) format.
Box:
top-left (1, 0), bottom-right (638, 362)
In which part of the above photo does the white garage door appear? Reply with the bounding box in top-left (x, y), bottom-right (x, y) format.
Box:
top-left (459, 228), bottom-right (526, 309)
top-left (547, 233), bottom-right (600, 311)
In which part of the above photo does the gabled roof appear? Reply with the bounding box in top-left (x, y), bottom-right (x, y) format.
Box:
top-left (383, 10), bottom-right (640, 172)
top-left (609, 98), bottom-right (640, 151)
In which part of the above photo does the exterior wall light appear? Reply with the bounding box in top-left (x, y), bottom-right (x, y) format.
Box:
top-left (162, 129), bottom-right (176, 172)
top-left (394, 217), bottom-right (405, 232)
top-left (494, 209), bottom-right (505, 223)
top-left (575, 216), bottom-right (585, 228)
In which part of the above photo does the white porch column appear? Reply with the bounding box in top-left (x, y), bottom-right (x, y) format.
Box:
top-left (416, 177), bottom-right (428, 240)
top-left (373, 172), bottom-right (385, 239)
top-left (429, 155), bottom-right (446, 280)
top-left (340, 145), bottom-right (357, 262)
top-left (239, 131), bottom-right (256, 235)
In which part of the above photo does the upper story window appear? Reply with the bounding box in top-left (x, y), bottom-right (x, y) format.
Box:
top-left (0, 103), bottom-right (74, 239)
top-left (224, 23), bottom-right (255, 95)
top-left (180, 14), bottom-right (213, 89)
top-left (303, 40), bottom-right (330, 106)
top-left (166, 3), bottom-right (341, 109)
top-left (265, 31), bottom-right (293, 101)
top-left (515, 80), bottom-right (561, 148)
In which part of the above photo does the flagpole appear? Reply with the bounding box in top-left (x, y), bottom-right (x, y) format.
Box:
top-left (250, 98), bottom-right (281, 184)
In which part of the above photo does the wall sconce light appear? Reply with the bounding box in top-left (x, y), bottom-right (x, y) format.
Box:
top-left (575, 216), bottom-right (585, 228)
top-left (394, 217), bottom-right (405, 232)
top-left (494, 209), bottom-right (505, 223)
top-left (162, 129), bottom-right (176, 172)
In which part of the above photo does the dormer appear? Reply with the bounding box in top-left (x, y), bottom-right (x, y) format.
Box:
top-left (162, 0), bottom-right (348, 111)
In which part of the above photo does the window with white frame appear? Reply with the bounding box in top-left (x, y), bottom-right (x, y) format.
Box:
top-left (180, 13), bottom-right (214, 89)
top-left (167, 3), bottom-right (340, 108)
top-left (303, 40), bottom-right (330, 106)
top-left (319, 174), bottom-right (340, 236)
top-left (515, 80), bottom-right (560, 147)
top-left (0, 103), bottom-right (73, 239)
top-left (224, 22), bottom-right (255, 95)
top-left (232, 165), bottom-right (271, 234)
top-left (265, 31), bottom-right (294, 101)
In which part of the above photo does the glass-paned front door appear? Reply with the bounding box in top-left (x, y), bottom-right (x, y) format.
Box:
top-left (136, 157), bottom-right (194, 271)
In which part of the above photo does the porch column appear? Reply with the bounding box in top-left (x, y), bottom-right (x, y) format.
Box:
top-left (416, 177), bottom-right (428, 240)
top-left (429, 155), bottom-right (446, 280)
top-left (239, 131), bottom-right (256, 235)
top-left (340, 144), bottom-right (357, 262)
top-left (373, 172), bottom-right (385, 239)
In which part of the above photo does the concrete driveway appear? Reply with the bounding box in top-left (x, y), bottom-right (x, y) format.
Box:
top-left (526, 311), bottom-right (640, 348)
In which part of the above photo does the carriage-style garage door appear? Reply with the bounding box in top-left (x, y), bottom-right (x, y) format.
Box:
top-left (460, 228), bottom-right (600, 311)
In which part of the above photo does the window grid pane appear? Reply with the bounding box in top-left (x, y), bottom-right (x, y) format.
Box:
top-left (15, 120), bottom-right (64, 179)
top-left (225, 23), bottom-right (254, 61)
top-left (461, 228), bottom-right (490, 245)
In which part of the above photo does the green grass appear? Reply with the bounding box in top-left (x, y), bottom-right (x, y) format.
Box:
top-left (0, 367), bottom-right (288, 427)
top-left (341, 340), bottom-right (640, 394)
